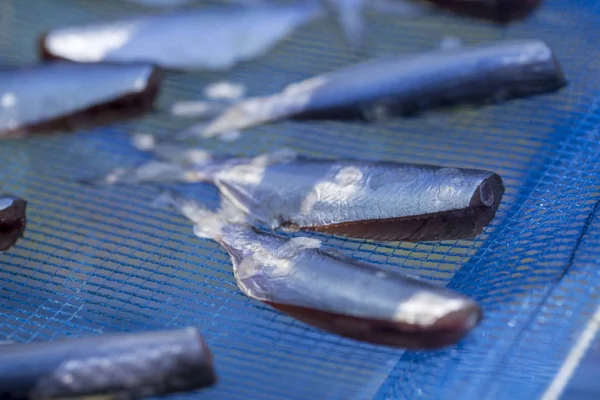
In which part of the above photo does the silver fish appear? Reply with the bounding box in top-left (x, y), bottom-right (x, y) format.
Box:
top-left (157, 192), bottom-right (483, 348)
top-left (0, 62), bottom-right (162, 138)
top-left (201, 39), bottom-right (566, 137)
top-left (39, 2), bottom-right (325, 71)
top-left (0, 327), bottom-right (216, 399)
top-left (86, 146), bottom-right (505, 242)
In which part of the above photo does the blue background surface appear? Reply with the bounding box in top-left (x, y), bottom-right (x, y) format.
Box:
top-left (0, 0), bottom-right (599, 399)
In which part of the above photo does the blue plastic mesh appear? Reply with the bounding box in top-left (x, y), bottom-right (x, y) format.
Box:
top-left (1, 0), bottom-right (600, 399)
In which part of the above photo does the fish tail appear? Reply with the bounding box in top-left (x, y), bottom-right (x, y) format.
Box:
top-left (200, 104), bottom-right (256, 138)
top-left (152, 191), bottom-right (230, 241)
top-left (201, 94), bottom-right (283, 138)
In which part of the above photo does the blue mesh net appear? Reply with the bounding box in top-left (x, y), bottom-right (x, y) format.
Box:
top-left (1, 0), bottom-right (599, 399)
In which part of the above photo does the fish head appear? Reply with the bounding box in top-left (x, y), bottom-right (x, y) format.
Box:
top-left (489, 40), bottom-right (567, 101)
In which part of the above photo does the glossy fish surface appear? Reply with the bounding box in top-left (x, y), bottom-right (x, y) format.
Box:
top-left (0, 327), bottom-right (216, 399)
top-left (0, 195), bottom-right (27, 252)
top-left (160, 193), bottom-right (482, 349)
top-left (39, 2), bottom-right (324, 71)
top-left (92, 147), bottom-right (505, 242)
top-left (202, 39), bottom-right (566, 136)
top-left (0, 63), bottom-right (162, 138)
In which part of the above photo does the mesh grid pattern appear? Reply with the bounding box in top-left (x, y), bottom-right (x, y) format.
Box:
top-left (0, 0), bottom-right (599, 399)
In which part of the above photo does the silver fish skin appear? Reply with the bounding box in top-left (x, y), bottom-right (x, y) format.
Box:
top-left (0, 62), bottom-right (161, 138)
top-left (39, 2), bottom-right (325, 71)
top-left (202, 39), bottom-right (566, 136)
top-left (212, 155), bottom-right (505, 242)
top-left (0, 327), bottom-right (216, 399)
top-left (160, 193), bottom-right (482, 349)
top-left (94, 147), bottom-right (504, 242)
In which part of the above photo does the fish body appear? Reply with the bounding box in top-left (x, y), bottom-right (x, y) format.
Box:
top-left (202, 39), bottom-right (566, 136)
top-left (213, 156), bottom-right (504, 241)
top-left (92, 148), bottom-right (505, 242)
top-left (0, 195), bottom-right (27, 252)
top-left (0, 63), bottom-right (161, 138)
top-left (163, 194), bottom-right (482, 348)
top-left (39, 2), bottom-right (325, 71)
top-left (0, 327), bottom-right (216, 399)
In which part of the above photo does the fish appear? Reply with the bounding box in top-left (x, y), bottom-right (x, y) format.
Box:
top-left (38, 2), bottom-right (326, 71)
top-left (200, 39), bottom-right (566, 137)
top-left (155, 191), bottom-right (483, 348)
top-left (84, 146), bottom-right (505, 242)
top-left (0, 62), bottom-right (162, 138)
top-left (0, 327), bottom-right (217, 400)
top-left (0, 194), bottom-right (27, 252)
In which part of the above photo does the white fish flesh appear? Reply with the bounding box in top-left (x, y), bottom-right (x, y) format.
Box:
top-left (201, 39), bottom-right (566, 137)
top-left (39, 2), bottom-right (325, 71)
top-left (86, 146), bottom-right (505, 242)
top-left (157, 192), bottom-right (483, 348)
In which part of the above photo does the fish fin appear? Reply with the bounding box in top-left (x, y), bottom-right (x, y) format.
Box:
top-left (154, 191), bottom-right (247, 240)
top-left (274, 236), bottom-right (322, 259)
top-left (201, 96), bottom-right (278, 138)
top-left (152, 191), bottom-right (223, 240)
top-left (322, 0), bottom-right (368, 50)
top-left (77, 161), bottom-right (200, 187)
top-left (201, 106), bottom-right (250, 138)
